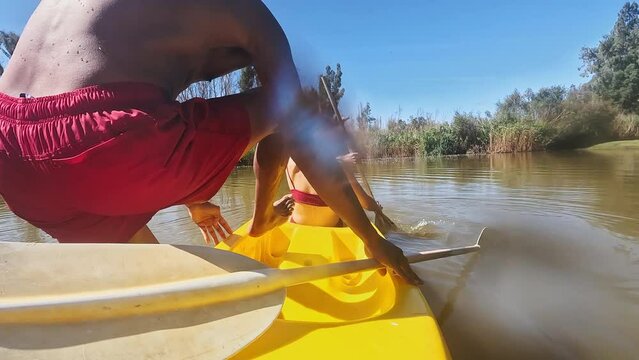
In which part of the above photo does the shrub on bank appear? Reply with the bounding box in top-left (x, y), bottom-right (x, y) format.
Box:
top-left (363, 112), bottom-right (491, 158)
top-left (546, 90), bottom-right (618, 149)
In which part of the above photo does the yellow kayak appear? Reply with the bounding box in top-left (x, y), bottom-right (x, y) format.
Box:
top-left (217, 221), bottom-right (451, 359)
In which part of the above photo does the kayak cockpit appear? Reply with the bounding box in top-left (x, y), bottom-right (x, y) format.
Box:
top-left (218, 222), bottom-right (397, 323)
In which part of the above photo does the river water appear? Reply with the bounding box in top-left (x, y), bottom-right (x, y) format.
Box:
top-left (1, 149), bottom-right (637, 359)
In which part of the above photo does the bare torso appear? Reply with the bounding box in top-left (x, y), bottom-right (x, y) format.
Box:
top-left (0, 0), bottom-right (251, 98)
top-left (286, 159), bottom-right (342, 227)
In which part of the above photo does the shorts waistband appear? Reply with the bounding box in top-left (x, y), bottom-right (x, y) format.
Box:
top-left (0, 82), bottom-right (170, 121)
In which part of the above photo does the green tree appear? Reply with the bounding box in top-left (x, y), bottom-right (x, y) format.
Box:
top-left (0, 31), bottom-right (19, 54)
top-left (529, 86), bottom-right (568, 122)
top-left (408, 115), bottom-right (435, 130)
top-left (0, 31), bottom-right (19, 76)
top-left (495, 89), bottom-right (532, 123)
top-left (318, 63), bottom-right (345, 114)
top-left (238, 65), bottom-right (259, 93)
top-left (356, 102), bottom-right (376, 130)
top-left (581, 2), bottom-right (639, 112)
top-left (496, 86), bottom-right (568, 123)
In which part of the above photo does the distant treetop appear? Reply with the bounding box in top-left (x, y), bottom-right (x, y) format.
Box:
top-left (581, 2), bottom-right (639, 112)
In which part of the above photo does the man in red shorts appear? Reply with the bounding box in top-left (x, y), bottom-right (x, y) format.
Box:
top-left (0, 0), bottom-right (421, 284)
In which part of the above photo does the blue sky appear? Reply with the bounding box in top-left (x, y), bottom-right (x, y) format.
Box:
top-left (0, 0), bottom-right (629, 122)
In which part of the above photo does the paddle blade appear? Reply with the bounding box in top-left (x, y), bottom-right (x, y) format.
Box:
top-left (0, 242), bottom-right (285, 360)
top-left (374, 211), bottom-right (399, 234)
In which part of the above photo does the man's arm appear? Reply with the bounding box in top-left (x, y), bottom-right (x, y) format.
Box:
top-left (198, 0), bottom-right (421, 284)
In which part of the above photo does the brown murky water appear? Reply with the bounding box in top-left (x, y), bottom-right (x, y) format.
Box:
top-left (1, 149), bottom-right (638, 359)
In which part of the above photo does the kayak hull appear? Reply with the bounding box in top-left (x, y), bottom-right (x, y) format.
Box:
top-left (0, 221), bottom-right (450, 359)
top-left (218, 222), bottom-right (450, 359)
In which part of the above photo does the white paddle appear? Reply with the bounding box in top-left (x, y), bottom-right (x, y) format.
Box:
top-left (1, 231), bottom-right (483, 323)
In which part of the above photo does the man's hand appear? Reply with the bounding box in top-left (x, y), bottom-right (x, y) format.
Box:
top-left (337, 152), bottom-right (359, 165)
top-left (186, 202), bottom-right (233, 245)
top-left (365, 237), bottom-right (423, 285)
top-left (372, 203), bottom-right (384, 214)
top-left (337, 152), bottom-right (360, 174)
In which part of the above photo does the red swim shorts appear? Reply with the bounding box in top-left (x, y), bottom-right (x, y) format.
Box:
top-left (0, 83), bottom-right (251, 243)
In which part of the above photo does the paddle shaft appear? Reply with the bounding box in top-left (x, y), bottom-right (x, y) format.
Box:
top-left (0, 241), bottom-right (481, 324)
top-left (320, 76), bottom-right (399, 232)
top-left (320, 76), bottom-right (376, 197)
top-left (274, 242), bottom-right (481, 287)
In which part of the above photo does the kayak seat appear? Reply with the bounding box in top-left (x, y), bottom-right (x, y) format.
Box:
top-left (219, 222), bottom-right (397, 323)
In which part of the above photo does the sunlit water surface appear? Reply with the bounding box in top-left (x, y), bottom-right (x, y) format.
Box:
top-left (1, 149), bottom-right (637, 359)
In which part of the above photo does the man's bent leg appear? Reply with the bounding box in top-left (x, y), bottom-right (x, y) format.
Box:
top-left (248, 133), bottom-right (294, 236)
top-left (227, 90), bottom-right (294, 237)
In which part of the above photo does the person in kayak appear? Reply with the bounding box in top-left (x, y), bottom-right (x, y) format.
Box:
top-left (0, 0), bottom-right (422, 284)
top-left (286, 152), bottom-right (383, 227)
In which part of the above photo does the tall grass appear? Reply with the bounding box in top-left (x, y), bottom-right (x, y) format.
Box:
top-left (613, 113), bottom-right (639, 139)
top-left (489, 122), bottom-right (552, 153)
top-left (360, 113), bottom-right (491, 158)
top-left (356, 86), bottom-right (638, 159)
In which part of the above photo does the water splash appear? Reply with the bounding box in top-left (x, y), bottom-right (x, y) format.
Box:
top-left (409, 218), bottom-right (456, 239)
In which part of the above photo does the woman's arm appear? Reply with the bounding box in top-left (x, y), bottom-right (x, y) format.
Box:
top-left (344, 170), bottom-right (380, 212)
top-left (338, 153), bottom-right (382, 212)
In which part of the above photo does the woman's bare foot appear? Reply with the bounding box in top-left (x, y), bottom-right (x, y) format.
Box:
top-left (249, 194), bottom-right (295, 236)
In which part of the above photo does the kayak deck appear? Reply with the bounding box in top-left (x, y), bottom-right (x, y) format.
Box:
top-left (217, 222), bottom-right (450, 359)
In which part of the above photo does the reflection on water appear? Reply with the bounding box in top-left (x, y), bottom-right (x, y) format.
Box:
top-left (1, 149), bottom-right (638, 359)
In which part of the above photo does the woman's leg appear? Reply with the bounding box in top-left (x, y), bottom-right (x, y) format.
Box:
top-left (248, 133), bottom-right (294, 236)
top-left (128, 225), bottom-right (159, 244)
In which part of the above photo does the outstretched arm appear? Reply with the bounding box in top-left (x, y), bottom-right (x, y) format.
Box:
top-left (338, 153), bottom-right (382, 212)
top-left (198, 1), bottom-right (421, 284)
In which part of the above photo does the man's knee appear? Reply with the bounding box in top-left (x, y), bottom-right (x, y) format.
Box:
top-left (237, 89), bottom-right (279, 143)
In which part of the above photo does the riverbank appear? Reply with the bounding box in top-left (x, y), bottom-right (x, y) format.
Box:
top-left (587, 139), bottom-right (639, 150)
top-left (236, 139), bottom-right (639, 167)
top-left (359, 107), bottom-right (639, 159)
